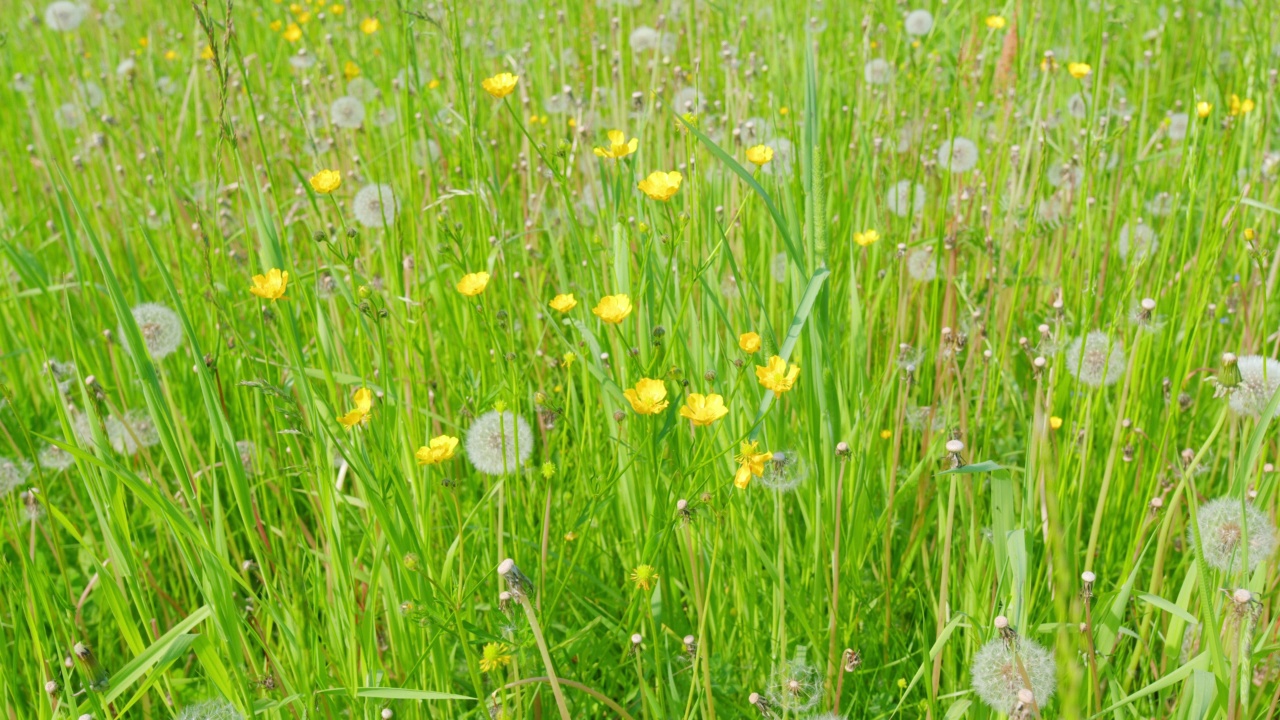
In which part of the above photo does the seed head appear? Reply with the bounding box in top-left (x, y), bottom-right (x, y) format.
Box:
top-left (970, 637), bottom-right (1057, 715)
top-left (1063, 332), bottom-right (1126, 387)
top-left (1194, 497), bottom-right (1276, 572)
top-left (466, 411), bottom-right (534, 476)
top-left (1228, 356), bottom-right (1280, 418)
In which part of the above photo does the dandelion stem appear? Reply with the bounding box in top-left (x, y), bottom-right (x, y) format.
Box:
top-left (519, 599), bottom-right (572, 720)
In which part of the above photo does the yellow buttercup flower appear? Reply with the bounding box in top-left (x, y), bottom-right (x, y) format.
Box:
top-left (549, 293), bottom-right (577, 313)
top-left (985, 15), bottom-right (1006, 29)
top-left (638, 171), bottom-right (682, 201)
top-left (739, 332), bottom-right (762, 354)
top-left (1067, 62), bottom-right (1091, 79)
top-left (1196, 101), bottom-right (1213, 118)
top-left (164, 49), bottom-right (179, 61)
top-left (269, 20), bottom-right (283, 32)
top-left (250, 268), bottom-right (289, 300)
top-left (592, 294), bottom-right (633, 324)
top-left (623, 378), bottom-right (669, 415)
top-left (415, 435), bottom-right (459, 465)
top-left (456, 272), bottom-right (490, 297)
top-left (309, 169), bottom-right (342, 194)
top-left (680, 393), bottom-right (728, 427)
top-left (360, 17), bottom-right (380, 34)
top-left (630, 564), bottom-right (659, 591)
top-left (330, 4), bottom-right (345, 14)
top-left (1049, 416), bottom-right (1063, 430)
top-left (343, 61), bottom-right (360, 80)
top-left (593, 130), bottom-right (638, 159)
top-left (200, 45), bottom-right (215, 60)
top-left (283, 23), bottom-right (302, 42)
top-left (481, 72), bottom-right (519, 99)
top-left (1230, 94), bottom-right (1254, 116)
top-left (479, 643), bottom-right (511, 673)
top-left (733, 440), bottom-right (771, 489)
top-left (853, 229), bottom-right (880, 247)
top-left (756, 355), bottom-right (801, 394)
top-left (745, 145), bottom-right (774, 166)
top-left (337, 387), bottom-right (374, 429)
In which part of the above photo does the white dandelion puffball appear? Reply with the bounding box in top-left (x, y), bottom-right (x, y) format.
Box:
top-left (0, 456), bottom-right (34, 497)
top-left (629, 26), bottom-right (660, 53)
top-left (904, 9), bottom-right (934, 36)
top-left (345, 78), bottom-right (378, 102)
top-left (117, 58), bottom-right (137, 77)
top-left (1118, 222), bottom-right (1158, 264)
top-left (766, 648), bottom-right (822, 713)
top-left (120, 409), bottom-right (162, 454)
top-left (1047, 163), bottom-right (1084, 189)
top-left (466, 411), bottom-right (534, 476)
top-left (937, 137), bottom-right (979, 173)
top-left (1194, 497), bottom-right (1277, 572)
top-left (971, 637), bottom-right (1057, 714)
top-left (175, 699), bottom-right (245, 720)
top-left (887, 180), bottom-right (926, 217)
top-left (863, 58), bottom-right (893, 85)
top-left (352, 184), bottom-right (399, 228)
top-left (54, 103), bottom-right (84, 129)
top-left (12, 74), bottom-right (34, 93)
top-left (1064, 332), bottom-right (1126, 387)
top-left (289, 53), bottom-right (317, 71)
top-left (1066, 92), bottom-right (1089, 120)
top-left (39, 444), bottom-right (76, 472)
top-left (78, 81), bottom-right (104, 109)
top-left (1168, 112), bottom-right (1190, 141)
top-left (763, 137), bottom-right (795, 177)
top-left (906, 248), bottom-right (937, 282)
top-left (330, 96), bottom-right (366, 129)
top-left (126, 303), bottom-right (184, 360)
top-left (237, 440), bottom-right (258, 476)
top-left (770, 252), bottom-right (789, 284)
top-left (760, 451), bottom-right (809, 492)
top-left (45, 1), bottom-right (87, 31)
top-left (673, 86), bottom-right (707, 114)
top-left (1229, 355), bottom-right (1280, 418)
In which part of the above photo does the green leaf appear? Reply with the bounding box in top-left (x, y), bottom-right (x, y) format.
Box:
top-left (102, 606), bottom-right (212, 704)
top-left (1092, 651), bottom-right (1209, 717)
top-left (936, 460), bottom-right (1004, 476)
top-left (749, 266), bottom-right (830, 438)
top-left (1137, 592), bottom-right (1198, 625)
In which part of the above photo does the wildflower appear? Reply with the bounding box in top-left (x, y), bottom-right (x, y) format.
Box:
top-left (360, 17), bottom-right (380, 34)
top-left (756, 356), bottom-right (801, 394)
top-left (1230, 95), bottom-right (1255, 116)
top-left (1049, 416), bottom-right (1063, 430)
top-left (455, 272), bottom-right (490, 297)
top-left (126, 303), bottom-right (185, 359)
top-left (679, 393), bottom-right (728, 427)
top-left (985, 15), bottom-right (1007, 29)
top-left (970, 637), bottom-right (1057, 714)
top-left (1118, 222), bottom-right (1158, 264)
top-left (331, 4), bottom-right (344, 14)
top-left (250, 269), bottom-right (289, 301)
top-left (638, 171), bottom-right (683, 201)
top-left (330, 96), bottom-right (366, 129)
top-left (1063, 332), bottom-right (1126, 387)
top-left (593, 130), bottom-right (638, 159)
top-left (236, 440), bottom-right (258, 476)
top-left (44, 2), bottom-right (86, 32)
top-left (887, 181), bottom-right (925, 218)
top-left (343, 61), bottom-right (360, 80)
top-left (174, 699), bottom-right (244, 720)
top-left (739, 332), bottom-right (762, 354)
top-left (479, 643), bottom-right (512, 673)
top-left (0, 456), bottom-right (33, 498)
top-left (1196, 101), bottom-right (1213, 118)
top-left (766, 648), bottom-right (822, 713)
top-left (481, 73), bottom-right (519, 99)
top-left (745, 145), bottom-right (774, 166)
top-left (778, 107), bottom-right (789, 116)
top-left (466, 411), bottom-right (534, 476)
top-left (937, 137), bottom-right (979, 173)
top-left (283, 24), bottom-right (302, 42)
top-left (269, 20), bottom-right (283, 32)
top-left (352, 184), bottom-right (399, 228)
top-left (630, 564), bottom-right (659, 591)
top-left (853, 229), bottom-right (880, 247)
top-left (201, 45), bottom-right (215, 61)
top-left (1167, 112), bottom-right (1191, 141)
top-left (1228, 355), bottom-right (1280, 417)
top-left (863, 58), bottom-right (893, 85)
top-left (896, 678), bottom-right (908, 690)
top-left (39, 444), bottom-right (75, 472)
top-left (623, 378), bottom-right (669, 415)
top-left (309, 169), bottom-right (342, 194)
top-left (548, 294), bottom-right (577, 313)
top-left (1195, 497), bottom-right (1278, 572)
top-left (337, 388), bottom-right (374, 429)
top-left (1067, 62), bottom-right (1091, 79)
top-left (734, 441), bottom-right (771, 489)
top-left (904, 9), bottom-right (934, 36)
top-left (416, 435), bottom-right (459, 466)
top-left (592, 294), bottom-right (633, 324)
top-left (761, 451), bottom-right (809, 492)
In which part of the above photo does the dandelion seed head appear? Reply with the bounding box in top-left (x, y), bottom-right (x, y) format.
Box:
top-left (1066, 92), bottom-right (1089, 120)
top-left (1194, 497), bottom-right (1277, 572)
top-left (906, 248), bottom-right (937, 282)
top-left (1167, 112), bottom-right (1190, 141)
top-left (125, 303), bottom-right (184, 360)
top-left (55, 103), bottom-right (84, 129)
top-left (1118, 222), bottom-right (1158, 264)
top-left (237, 440), bottom-right (258, 476)
top-left (45, 1), bottom-right (87, 32)
top-left (970, 637), bottom-right (1057, 714)
top-left (760, 450), bottom-right (809, 492)
top-left (1063, 332), bottom-right (1125, 387)
top-left (466, 411), bottom-right (534, 476)
top-left (1228, 355), bottom-right (1280, 418)
top-left (0, 456), bottom-right (34, 497)
top-left (937, 137), bottom-right (979, 173)
top-left (345, 78), bottom-right (378, 102)
top-left (330, 96), bottom-right (366, 129)
top-left (766, 647), bottom-right (822, 713)
top-left (864, 58), bottom-right (893, 85)
top-left (887, 180), bottom-right (926, 217)
top-left (904, 9), bottom-right (934, 36)
top-left (175, 699), bottom-right (244, 720)
top-left (39, 444), bottom-right (75, 472)
top-left (353, 184), bottom-right (399, 228)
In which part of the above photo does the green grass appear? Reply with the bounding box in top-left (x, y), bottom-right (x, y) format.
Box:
top-left (3, 0), bottom-right (1280, 718)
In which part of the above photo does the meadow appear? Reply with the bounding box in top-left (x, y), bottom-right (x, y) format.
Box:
top-left (4, 0), bottom-right (1280, 718)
